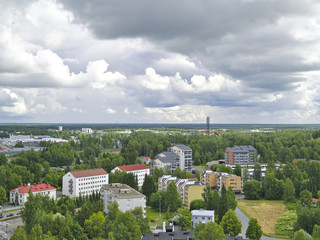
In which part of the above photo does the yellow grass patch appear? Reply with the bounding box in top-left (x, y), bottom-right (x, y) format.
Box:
top-left (237, 199), bottom-right (288, 238)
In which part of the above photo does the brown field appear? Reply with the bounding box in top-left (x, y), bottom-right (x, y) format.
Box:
top-left (237, 199), bottom-right (288, 238)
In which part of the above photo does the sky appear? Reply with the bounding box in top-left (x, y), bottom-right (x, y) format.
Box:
top-left (1, 0), bottom-right (320, 124)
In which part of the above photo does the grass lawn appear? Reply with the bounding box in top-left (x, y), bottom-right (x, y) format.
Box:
top-left (146, 206), bottom-right (164, 226)
top-left (237, 199), bottom-right (289, 238)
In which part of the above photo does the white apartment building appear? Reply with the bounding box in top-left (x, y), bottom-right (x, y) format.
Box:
top-left (62, 168), bottom-right (109, 198)
top-left (169, 144), bottom-right (192, 171)
top-left (111, 164), bottom-right (150, 188)
top-left (10, 183), bottom-right (56, 205)
top-left (100, 183), bottom-right (146, 217)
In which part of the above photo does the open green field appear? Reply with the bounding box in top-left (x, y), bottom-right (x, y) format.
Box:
top-left (237, 199), bottom-right (289, 238)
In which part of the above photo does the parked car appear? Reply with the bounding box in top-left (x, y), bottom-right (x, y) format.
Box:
top-left (6, 213), bottom-right (14, 217)
top-left (0, 214), bottom-right (3, 219)
top-left (16, 212), bottom-right (21, 215)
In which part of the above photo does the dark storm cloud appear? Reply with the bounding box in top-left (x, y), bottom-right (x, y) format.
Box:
top-left (59, 0), bottom-right (320, 93)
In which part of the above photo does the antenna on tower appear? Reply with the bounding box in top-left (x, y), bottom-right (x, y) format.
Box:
top-left (206, 117), bottom-right (210, 135)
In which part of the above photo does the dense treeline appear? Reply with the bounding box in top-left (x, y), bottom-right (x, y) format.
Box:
top-left (10, 191), bottom-right (150, 240)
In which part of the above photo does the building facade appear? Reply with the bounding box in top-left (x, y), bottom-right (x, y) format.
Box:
top-left (153, 151), bottom-right (180, 173)
top-left (111, 164), bottom-right (150, 188)
top-left (169, 144), bottom-right (192, 171)
top-left (200, 170), bottom-right (219, 188)
top-left (10, 183), bottom-right (56, 205)
top-left (225, 146), bottom-right (256, 165)
top-left (183, 182), bottom-right (205, 206)
top-left (220, 173), bottom-right (242, 193)
top-left (62, 168), bottom-right (109, 198)
top-left (191, 209), bottom-right (214, 228)
top-left (100, 183), bottom-right (146, 217)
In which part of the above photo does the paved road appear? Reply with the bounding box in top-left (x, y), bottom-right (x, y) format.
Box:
top-left (235, 207), bottom-right (286, 240)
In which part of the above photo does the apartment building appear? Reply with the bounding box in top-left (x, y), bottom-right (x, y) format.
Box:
top-left (10, 183), bottom-right (56, 205)
top-left (220, 173), bottom-right (241, 193)
top-left (62, 168), bottom-right (109, 198)
top-left (183, 182), bottom-right (205, 206)
top-left (225, 146), bottom-right (256, 165)
top-left (153, 151), bottom-right (180, 173)
top-left (169, 144), bottom-right (193, 171)
top-left (111, 164), bottom-right (150, 188)
top-left (176, 179), bottom-right (189, 199)
top-left (158, 175), bottom-right (178, 191)
top-left (100, 183), bottom-right (146, 217)
top-left (200, 170), bottom-right (219, 188)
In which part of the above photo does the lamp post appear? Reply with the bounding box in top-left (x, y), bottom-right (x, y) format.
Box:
top-left (159, 194), bottom-right (161, 218)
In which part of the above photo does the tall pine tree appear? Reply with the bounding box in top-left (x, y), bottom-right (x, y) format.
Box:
top-left (217, 184), bottom-right (228, 222)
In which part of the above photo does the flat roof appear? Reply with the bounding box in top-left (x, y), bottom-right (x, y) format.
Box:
top-left (101, 183), bottom-right (145, 199)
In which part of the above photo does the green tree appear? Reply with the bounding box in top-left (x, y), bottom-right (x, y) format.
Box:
top-left (313, 224), bottom-right (320, 240)
top-left (253, 164), bottom-right (262, 182)
top-left (61, 226), bottom-right (73, 240)
top-left (131, 207), bottom-right (151, 234)
top-left (202, 185), bottom-right (214, 210)
top-left (15, 141), bottom-right (24, 148)
top-left (234, 164), bottom-right (241, 177)
top-left (190, 199), bottom-right (204, 211)
top-left (283, 178), bottom-right (296, 203)
top-left (177, 208), bottom-right (192, 230)
top-left (196, 171), bottom-right (201, 181)
top-left (227, 186), bottom-right (237, 210)
top-left (263, 172), bottom-right (284, 200)
top-left (242, 167), bottom-right (250, 183)
top-left (0, 153), bottom-right (8, 166)
top-left (113, 211), bottom-right (141, 240)
top-left (0, 186), bottom-right (7, 206)
top-left (30, 224), bottom-right (44, 240)
top-left (300, 190), bottom-right (313, 207)
top-left (165, 182), bottom-right (182, 212)
top-left (212, 189), bottom-right (220, 212)
top-left (293, 229), bottom-right (313, 240)
top-left (243, 180), bottom-right (262, 200)
top-left (217, 184), bottom-right (228, 222)
top-left (220, 209), bottom-right (242, 236)
top-left (193, 222), bottom-right (226, 240)
top-left (246, 218), bottom-right (262, 240)
top-left (10, 226), bottom-right (28, 240)
top-left (84, 211), bottom-right (105, 239)
top-left (141, 174), bottom-right (156, 204)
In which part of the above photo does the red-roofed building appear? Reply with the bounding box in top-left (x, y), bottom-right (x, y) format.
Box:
top-left (141, 156), bottom-right (152, 165)
top-left (62, 168), bottom-right (109, 198)
top-left (111, 164), bottom-right (150, 188)
top-left (313, 198), bottom-right (319, 207)
top-left (10, 183), bottom-right (56, 205)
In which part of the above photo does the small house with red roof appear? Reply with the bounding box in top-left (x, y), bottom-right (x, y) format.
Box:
top-left (62, 168), bottom-right (109, 198)
top-left (10, 182), bottom-right (56, 205)
top-left (141, 156), bottom-right (152, 165)
top-left (111, 164), bottom-right (150, 188)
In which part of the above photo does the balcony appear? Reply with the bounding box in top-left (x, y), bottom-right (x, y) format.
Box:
top-left (69, 180), bottom-right (73, 183)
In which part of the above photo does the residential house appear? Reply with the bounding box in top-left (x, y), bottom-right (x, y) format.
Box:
top-left (191, 209), bottom-right (214, 228)
top-left (10, 183), bottom-right (56, 205)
